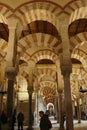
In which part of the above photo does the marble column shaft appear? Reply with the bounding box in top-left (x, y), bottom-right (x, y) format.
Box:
top-left (77, 98), bottom-right (81, 123)
top-left (28, 88), bottom-right (33, 129)
top-left (58, 92), bottom-right (65, 130)
top-left (60, 18), bottom-right (74, 130)
top-left (6, 19), bottom-right (18, 119)
top-left (7, 79), bottom-right (14, 117)
top-left (34, 92), bottom-right (38, 125)
top-left (55, 96), bottom-right (59, 122)
top-left (0, 95), bottom-right (3, 113)
top-left (62, 68), bottom-right (74, 130)
top-left (6, 68), bottom-right (16, 119)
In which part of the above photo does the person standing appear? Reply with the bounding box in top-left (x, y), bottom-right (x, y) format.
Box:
top-left (0, 110), bottom-right (10, 130)
top-left (17, 111), bottom-right (24, 130)
top-left (39, 111), bottom-right (52, 130)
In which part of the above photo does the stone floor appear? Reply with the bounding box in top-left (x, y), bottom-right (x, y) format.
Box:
top-left (14, 120), bottom-right (87, 130)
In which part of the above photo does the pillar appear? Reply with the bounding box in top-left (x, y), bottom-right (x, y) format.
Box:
top-left (58, 91), bottom-right (65, 130)
top-left (62, 67), bottom-right (74, 130)
top-left (6, 68), bottom-right (16, 120)
top-left (5, 18), bottom-right (19, 127)
top-left (27, 87), bottom-right (34, 130)
top-left (56, 60), bottom-right (65, 128)
top-left (27, 60), bottom-right (35, 130)
top-left (0, 94), bottom-right (3, 113)
top-left (0, 65), bottom-right (6, 113)
top-left (76, 98), bottom-right (81, 123)
top-left (34, 90), bottom-right (38, 125)
top-left (60, 18), bottom-right (74, 130)
top-left (54, 95), bottom-right (59, 122)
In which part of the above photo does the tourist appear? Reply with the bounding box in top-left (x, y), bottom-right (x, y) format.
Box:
top-left (17, 111), bottom-right (24, 130)
top-left (39, 111), bottom-right (52, 130)
top-left (0, 110), bottom-right (10, 130)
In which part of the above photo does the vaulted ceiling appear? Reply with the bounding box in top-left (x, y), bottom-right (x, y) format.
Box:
top-left (0, 0), bottom-right (87, 105)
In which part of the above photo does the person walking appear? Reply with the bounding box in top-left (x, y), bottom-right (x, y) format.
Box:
top-left (39, 111), bottom-right (52, 130)
top-left (17, 111), bottom-right (24, 130)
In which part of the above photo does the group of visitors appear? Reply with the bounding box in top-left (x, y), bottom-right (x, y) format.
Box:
top-left (0, 109), bottom-right (24, 130)
top-left (0, 109), bottom-right (52, 130)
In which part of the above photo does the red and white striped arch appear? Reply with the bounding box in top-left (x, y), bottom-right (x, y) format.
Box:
top-left (40, 81), bottom-right (56, 104)
top-left (64, 0), bottom-right (86, 16)
top-left (18, 34), bottom-right (60, 62)
top-left (0, 4), bottom-right (13, 22)
top-left (72, 48), bottom-right (87, 71)
top-left (14, 1), bottom-right (62, 29)
top-left (0, 4), bottom-right (13, 61)
top-left (70, 32), bottom-right (87, 49)
top-left (36, 67), bottom-right (56, 82)
top-left (64, 0), bottom-right (87, 51)
top-left (18, 33), bottom-right (61, 56)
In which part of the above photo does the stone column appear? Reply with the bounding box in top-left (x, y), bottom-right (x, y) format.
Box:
top-left (34, 90), bottom-right (38, 125)
top-left (60, 18), bottom-right (74, 130)
top-left (34, 77), bottom-right (39, 125)
top-left (0, 94), bottom-right (3, 113)
top-left (56, 61), bottom-right (64, 128)
top-left (0, 65), bottom-right (6, 113)
top-left (27, 87), bottom-right (33, 130)
top-left (6, 68), bottom-right (16, 119)
top-left (76, 98), bottom-right (81, 123)
top-left (58, 91), bottom-right (65, 130)
top-left (62, 67), bottom-right (73, 130)
top-left (5, 19), bottom-right (19, 128)
top-left (54, 95), bottom-right (59, 122)
top-left (27, 60), bottom-right (35, 130)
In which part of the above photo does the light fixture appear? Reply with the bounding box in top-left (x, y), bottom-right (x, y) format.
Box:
top-left (79, 86), bottom-right (87, 93)
top-left (0, 91), bottom-right (7, 94)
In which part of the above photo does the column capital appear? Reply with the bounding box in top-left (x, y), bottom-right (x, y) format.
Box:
top-left (61, 65), bottom-right (72, 76)
top-left (27, 87), bottom-right (34, 94)
top-left (5, 67), bottom-right (17, 80)
top-left (58, 88), bottom-right (63, 94)
top-left (27, 61), bottom-right (35, 87)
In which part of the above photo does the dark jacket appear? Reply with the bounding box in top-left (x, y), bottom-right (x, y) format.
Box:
top-left (17, 112), bottom-right (24, 123)
top-left (0, 112), bottom-right (7, 124)
top-left (40, 115), bottom-right (52, 130)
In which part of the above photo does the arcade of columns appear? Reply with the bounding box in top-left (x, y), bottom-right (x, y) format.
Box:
top-left (1, 1), bottom-right (87, 130)
top-left (0, 16), bottom-right (73, 130)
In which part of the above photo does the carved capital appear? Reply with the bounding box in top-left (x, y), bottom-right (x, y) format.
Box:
top-left (61, 65), bottom-right (72, 76)
top-left (5, 67), bottom-right (17, 80)
top-left (57, 88), bottom-right (63, 94)
top-left (27, 87), bottom-right (34, 94)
